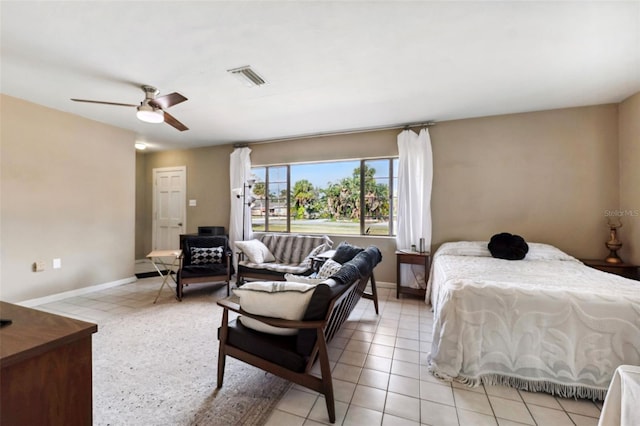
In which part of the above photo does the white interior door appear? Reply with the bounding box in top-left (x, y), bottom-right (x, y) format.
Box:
top-left (152, 166), bottom-right (186, 250)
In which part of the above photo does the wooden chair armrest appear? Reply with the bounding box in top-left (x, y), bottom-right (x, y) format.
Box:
top-left (217, 298), bottom-right (241, 312)
top-left (217, 298), bottom-right (324, 330)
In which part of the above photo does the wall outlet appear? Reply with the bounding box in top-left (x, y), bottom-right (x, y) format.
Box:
top-left (189, 199), bottom-right (197, 207)
top-left (53, 258), bottom-right (62, 269)
top-left (33, 261), bottom-right (45, 272)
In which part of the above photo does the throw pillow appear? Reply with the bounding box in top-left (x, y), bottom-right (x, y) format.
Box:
top-left (488, 232), bottom-right (529, 260)
top-left (235, 239), bottom-right (276, 264)
top-left (332, 241), bottom-right (364, 264)
top-left (317, 259), bottom-right (343, 279)
top-left (190, 246), bottom-right (223, 264)
top-left (233, 281), bottom-right (317, 335)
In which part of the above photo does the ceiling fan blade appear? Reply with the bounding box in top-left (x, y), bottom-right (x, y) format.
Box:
top-left (163, 111), bottom-right (189, 131)
top-left (71, 98), bottom-right (138, 107)
top-left (150, 92), bottom-right (187, 109)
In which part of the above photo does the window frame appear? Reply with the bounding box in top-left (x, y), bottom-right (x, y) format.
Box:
top-left (251, 157), bottom-right (397, 236)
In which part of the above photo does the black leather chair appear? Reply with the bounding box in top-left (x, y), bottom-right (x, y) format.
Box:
top-left (178, 235), bottom-right (233, 299)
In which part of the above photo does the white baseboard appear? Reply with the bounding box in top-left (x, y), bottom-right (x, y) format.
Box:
top-left (17, 276), bottom-right (137, 307)
top-left (375, 280), bottom-right (394, 289)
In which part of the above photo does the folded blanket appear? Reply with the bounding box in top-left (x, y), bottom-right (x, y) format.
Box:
top-left (330, 246), bottom-right (382, 285)
top-left (330, 264), bottom-right (360, 285)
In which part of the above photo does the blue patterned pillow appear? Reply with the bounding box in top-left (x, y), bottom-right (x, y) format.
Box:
top-left (191, 246), bottom-right (223, 264)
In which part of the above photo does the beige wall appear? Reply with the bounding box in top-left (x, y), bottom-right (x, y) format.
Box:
top-left (1, 95), bottom-right (136, 303)
top-left (619, 92), bottom-right (640, 265)
top-left (138, 103), bottom-right (628, 284)
top-left (431, 104), bottom-right (620, 257)
top-left (1, 94), bottom-right (632, 303)
top-left (136, 144), bottom-right (236, 258)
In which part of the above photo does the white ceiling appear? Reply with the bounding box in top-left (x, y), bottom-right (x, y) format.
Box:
top-left (2, 1), bottom-right (639, 151)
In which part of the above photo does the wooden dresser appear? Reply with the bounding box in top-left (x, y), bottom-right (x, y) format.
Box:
top-left (0, 302), bottom-right (98, 425)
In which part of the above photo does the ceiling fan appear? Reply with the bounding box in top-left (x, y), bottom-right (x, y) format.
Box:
top-left (71, 85), bottom-right (189, 131)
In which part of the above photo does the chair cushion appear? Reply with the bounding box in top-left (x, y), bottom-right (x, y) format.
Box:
top-left (180, 263), bottom-right (229, 278)
top-left (222, 319), bottom-right (307, 373)
top-left (183, 236), bottom-right (230, 265)
top-left (233, 281), bottom-right (317, 335)
top-left (295, 282), bottom-right (344, 356)
top-left (260, 234), bottom-right (332, 265)
top-left (238, 262), bottom-right (312, 276)
top-left (284, 274), bottom-right (325, 284)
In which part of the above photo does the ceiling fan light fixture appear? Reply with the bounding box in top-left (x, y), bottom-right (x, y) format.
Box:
top-left (136, 104), bottom-right (164, 124)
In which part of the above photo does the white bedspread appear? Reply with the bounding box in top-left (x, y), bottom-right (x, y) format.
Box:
top-left (427, 241), bottom-right (640, 399)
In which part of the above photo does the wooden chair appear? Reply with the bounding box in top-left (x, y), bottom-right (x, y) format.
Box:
top-left (217, 246), bottom-right (382, 423)
top-left (178, 235), bottom-right (233, 299)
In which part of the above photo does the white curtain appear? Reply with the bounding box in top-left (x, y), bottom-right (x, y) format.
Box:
top-left (396, 128), bottom-right (433, 289)
top-left (229, 147), bottom-right (252, 250)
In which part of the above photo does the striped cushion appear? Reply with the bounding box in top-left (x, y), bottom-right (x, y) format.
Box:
top-left (259, 234), bottom-right (332, 266)
top-left (238, 260), bottom-right (311, 275)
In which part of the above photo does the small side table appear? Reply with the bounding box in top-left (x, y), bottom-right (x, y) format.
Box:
top-left (396, 251), bottom-right (430, 299)
top-left (581, 259), bottom-right (639, 280)
top-left (146, 249), bottom-right (182, 303)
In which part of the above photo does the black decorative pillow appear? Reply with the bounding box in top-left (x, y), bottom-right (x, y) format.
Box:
top-left (488, 233), bottom-right (529, 260)
top-left (190, 246), bottom-right (223, 264)
top-left (331, 241), bottom-right (364, 264)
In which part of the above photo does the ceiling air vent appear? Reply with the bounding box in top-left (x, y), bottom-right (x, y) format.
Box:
top-left (227, 66), bottom-right (267, 87)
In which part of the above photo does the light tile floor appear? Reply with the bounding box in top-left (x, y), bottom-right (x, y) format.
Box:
top-left (32, 276), bottom-right (603, 426)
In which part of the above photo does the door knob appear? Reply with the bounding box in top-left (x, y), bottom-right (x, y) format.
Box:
top-left (178, 223), bottom-right (183, 227)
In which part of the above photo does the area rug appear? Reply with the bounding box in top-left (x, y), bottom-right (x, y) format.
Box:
top-left (92, 287), bottom-right (291, 425)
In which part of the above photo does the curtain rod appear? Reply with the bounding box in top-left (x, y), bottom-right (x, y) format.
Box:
top-left (233, 121), bottom-right (435, 147)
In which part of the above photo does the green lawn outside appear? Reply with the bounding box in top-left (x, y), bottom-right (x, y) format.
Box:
top-left (251, 218), bottom-right (393, 235)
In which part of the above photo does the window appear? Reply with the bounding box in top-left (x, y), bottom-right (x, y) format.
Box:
top-left (250, 158), bottom-right (398, 236)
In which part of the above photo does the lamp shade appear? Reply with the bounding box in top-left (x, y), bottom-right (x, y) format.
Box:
top-left (136, 105), bottom-right (164, 124)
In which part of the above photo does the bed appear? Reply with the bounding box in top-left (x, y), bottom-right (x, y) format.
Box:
top-left (426, 241), bottom-right (640, 400)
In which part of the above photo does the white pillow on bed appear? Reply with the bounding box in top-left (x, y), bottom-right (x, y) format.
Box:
top-left (524, 243), bottom-right (577, 261)
top-left (436, 240), bottom-right (577, 262)
top-left (435, 241), bottom-right (491, 257)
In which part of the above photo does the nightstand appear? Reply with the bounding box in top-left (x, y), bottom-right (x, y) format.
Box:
top-left (581, 259), bottom-right (639, 280)
top-left (396, 251), bottom-right (430, 298)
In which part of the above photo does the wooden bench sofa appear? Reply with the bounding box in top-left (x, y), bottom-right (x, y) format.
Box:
top-left (217, 246), bottom-right (382, 423)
